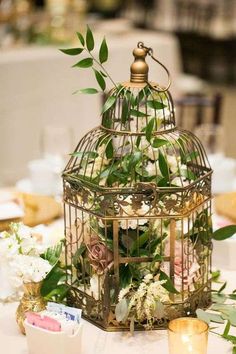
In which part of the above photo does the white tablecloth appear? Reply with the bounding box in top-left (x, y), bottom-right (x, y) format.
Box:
top-left (0, 30), bottom-right (181, 186)
top-left (0, 270), bottom-right (234, 354)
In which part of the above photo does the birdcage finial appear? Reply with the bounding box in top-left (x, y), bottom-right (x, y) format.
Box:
top-left (130, 43), bottom-right (149, 83)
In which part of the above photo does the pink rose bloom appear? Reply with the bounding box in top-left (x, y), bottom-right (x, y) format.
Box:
top-left (86, 236), bottom-right (113, 275)
top-left (161, 238), bottom-right (200, 291)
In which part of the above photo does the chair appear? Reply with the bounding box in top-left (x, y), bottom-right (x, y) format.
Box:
top-left (174, 93), bottom-right (222, 130)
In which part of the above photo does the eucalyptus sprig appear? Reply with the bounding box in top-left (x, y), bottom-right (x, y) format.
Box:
top-left (196, 270), bottom-right (236, 354)
top-left (60, 25), bottom-right (116, 94)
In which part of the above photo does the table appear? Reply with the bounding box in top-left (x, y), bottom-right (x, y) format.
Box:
top-left (0, 270), bottom-right (234, 354)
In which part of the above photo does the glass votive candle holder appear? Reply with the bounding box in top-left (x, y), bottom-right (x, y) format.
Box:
top-left (168, 317), bottom-right (208, 354)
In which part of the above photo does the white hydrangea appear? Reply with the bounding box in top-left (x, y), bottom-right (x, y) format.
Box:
top-left (0, 222), bottom-right (63, 301)
top-left (10, 255), bottom-right (52, 283)
top-left (0, 236), bottom-right (19, 259)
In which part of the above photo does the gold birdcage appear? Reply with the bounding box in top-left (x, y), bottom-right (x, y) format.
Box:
top-left (63, 42), bottom-right (212, 331)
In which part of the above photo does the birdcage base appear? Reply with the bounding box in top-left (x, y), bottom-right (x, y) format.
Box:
top-left (66, 281), bottom-right (212, 332)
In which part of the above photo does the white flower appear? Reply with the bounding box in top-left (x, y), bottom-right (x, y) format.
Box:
top-left (143, 273), bottom-right (153, 283)
top-left (0, 237), bottom-right (19, 258)
top-left (119, 219), bottom-right (148, 230)
top-left (118, 285), bottom-right (131, 302)
top-left (117, 276), bottom-right (169, 326)
top-left (167, 155), bottom-right (180, 173)
top-left (0, 258), bottom-right (22, 301)
top-left (33, 223), bottom-right (64, 249)
top-left (10, 255), bottom-right (52, 283)
top-left (90, 274), bottom-right (100, 301)
top-left (17, 224), bottom-right (32, 240)
top-left (172, 177), bottom-right (189, 187)
top-left (145, 161), bottom-right (161, 176)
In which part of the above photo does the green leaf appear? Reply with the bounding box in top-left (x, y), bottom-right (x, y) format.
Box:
top-left (233, 346), bottom-right (236, 354)
top-left (196, 309), bottom-right (210, 324)
top-left (121, 99), bottom-right (129, 124)
top-left (44, 284), bottom-right (69, 301)
top-left (213, 225), bottom-right (236, 241)
top-left (93, 68), bottom-right (106, 91)
top-left (185, 151), bottom-right (200, 162)
top-left (152, 254), bottom-right (163, 262)
top-left (73, 88), bottom-right (99, 95)
top-left (135, 88), bottom-right (145, 106)
top-left (229, 294), bottom-right (236, 301)
top-left (128, 151), bottom-right (142, 170)
top-left (207, 312), bottom-right (224, 324)
top-left (86, 25), bottom-right (94, 51)
top-left (41, 267), bottom-right (65, 297)
top-left (119, 264), bottom-right (132, 288)
top-left (159, 270), bottom-right (179, 294)
top-left (105, 140), bottom-right (113, 159)
top-left (159, 151), bottom-right (169, 178)
top-left (154, 300), bottom-right (165, 319)
top-left (130, 109), bottom-right (149, 117)
top-left (72, 243), bottom-right (86, 266)
top-left (42, 242), bottom-right (62, 266)
top-left (131, 231), bottom-right (149, 254)
top-left (211, 269), bottom-right (221, 282)
top-left (211, 303), bottom-right (232, 313)
top-left (212, 293), bottom-right (226, 304)
top-left (125, 90), bottom-right (135, 107)
top-left (152, 138), bottom-right (168, 148)
top-left (60, 47), bottom-right (84, 55)
top-left (76, 32), bottom-right (85, 46)
top-left (136, 135), bottom-right (141, 148)
top-left (99, 37), bottom-right (108, 64)
top-left (223, 320), bottom-right (231, 336)
top-left (157, 177), bottom-right (169, 187)
top-left (115, 298), bottom-right (129, 322)
top-left (101, 95), bottom-right (116, 114)
top-left (147, 100), bottom-right (166, 110)
top-left (218, 281), bottom-right (227, 294)
top-left (135, 165), bottom-right (149, 177)
top-left (145, 117), bottom-right (155, 142)
top-left (100, 70), bottom-right (107, 78)
top-left (70, 151), bottom-right (98, 158)
top-left (72, 58), bottom-right (93, 68)
top-left (180, 168), bottom-right (197, 181)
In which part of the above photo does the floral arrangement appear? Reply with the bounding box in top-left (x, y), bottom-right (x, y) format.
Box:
top-left (115, 274), bottom-right (169, 329)
top-left (61, 27), bottom-right (236, 334)
top-left (0, 223), bottom-right (65, 302)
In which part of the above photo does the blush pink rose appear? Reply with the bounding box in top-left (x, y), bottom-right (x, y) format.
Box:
top-left (86, 236), bottom-right (113, 275)
top-left (161, 238), bottom-right (200, 291)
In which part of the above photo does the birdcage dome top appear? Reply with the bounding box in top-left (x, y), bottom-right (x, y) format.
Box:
top-left (63, 43), bottom-right (212, 207)
top-left (101, 43), bottom-right (175, 135)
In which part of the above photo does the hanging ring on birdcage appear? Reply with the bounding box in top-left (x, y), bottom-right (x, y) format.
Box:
top-left (137, 41), bottom-right (172, 92)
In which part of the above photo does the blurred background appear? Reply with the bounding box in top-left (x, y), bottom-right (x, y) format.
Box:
top-left (1, 0), bottom-right (236, 196)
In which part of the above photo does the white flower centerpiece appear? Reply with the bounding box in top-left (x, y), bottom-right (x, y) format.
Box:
top-left (0, 223), bottom-right (64, 301)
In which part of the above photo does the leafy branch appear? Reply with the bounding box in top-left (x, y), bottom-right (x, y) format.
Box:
top-left (196, 271), bottom-right (236, 354)
top-left (60, 25), bottom-right (116, 94)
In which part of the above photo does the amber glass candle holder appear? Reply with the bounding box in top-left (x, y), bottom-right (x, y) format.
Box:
top-left (168, 317), bottom-right (209, 354)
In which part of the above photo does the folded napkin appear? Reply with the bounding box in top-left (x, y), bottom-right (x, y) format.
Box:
top-left (0, 191), bottom-right (24, 221)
